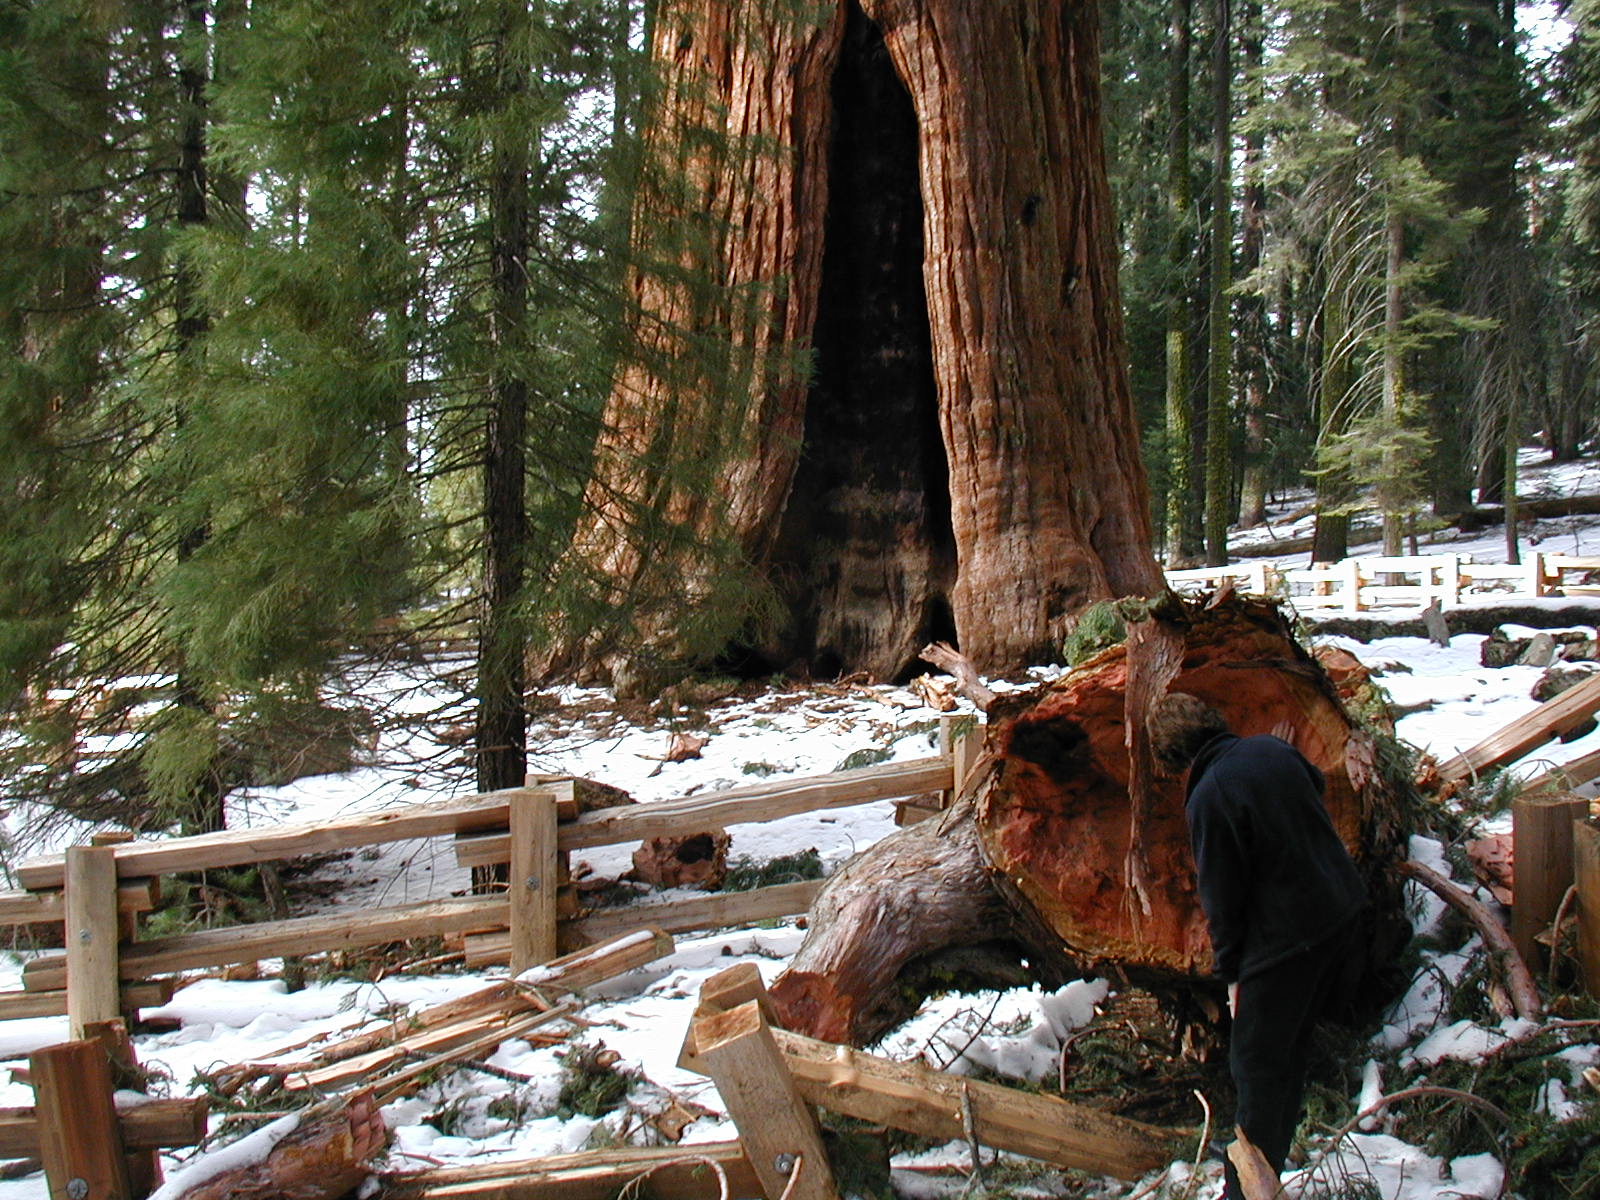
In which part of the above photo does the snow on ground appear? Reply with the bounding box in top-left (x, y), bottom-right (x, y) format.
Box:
top-left (5, 456), bottom-right (1600, 1198)
top-left (1228, 447), bottom-right (1600, 565)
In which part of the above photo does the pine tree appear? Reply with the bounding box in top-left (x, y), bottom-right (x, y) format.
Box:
top-left (1203, 0), bottom-right (1233, 566)
top-left (1252, 0), bottom-right (1479, 556)
top-left (1165, 0), bottom-right (1201, 565)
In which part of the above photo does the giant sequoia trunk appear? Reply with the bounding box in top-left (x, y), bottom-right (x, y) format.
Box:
top-left (769, 593), bottom-right (1411, 1046)
top-left (571, 0), bottom-right (1161, 682)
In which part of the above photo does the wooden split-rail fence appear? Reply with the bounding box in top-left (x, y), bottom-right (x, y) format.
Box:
top-left (0, 715), bottom-right (984, 1040)
top-left (1166, 550), bottom-right (1600, 613)
top-left (381, 960), bottom-right (1192, 1199)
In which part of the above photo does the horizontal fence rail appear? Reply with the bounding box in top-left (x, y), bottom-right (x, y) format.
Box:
top-left (1165, 551), bottom-right (1600, 613)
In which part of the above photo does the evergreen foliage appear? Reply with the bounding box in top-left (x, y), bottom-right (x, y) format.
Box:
top-left (1, 0), bottom-right (1596, 850)
top-left (0, 0), bottom-right (739, 850)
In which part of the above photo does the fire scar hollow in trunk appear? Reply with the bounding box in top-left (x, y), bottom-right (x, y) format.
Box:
top-left (769, 594), bottom-right (1409, 1046)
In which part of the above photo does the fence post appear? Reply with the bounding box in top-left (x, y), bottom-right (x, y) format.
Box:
top-left (1441, 553), bottom-right (1461, 607)
top-left (1341, 557), bottom-right (1364, 613)
top-left (1527, 550), bottom-right (1547, 598)
top-left (32, 1038), bottom-right (133, 1200)
top-left (66, 845), bottom-right (121, 1039)
top-left (1512, 793), bottom-right (1589, 966)
top-left (85, 1019), bottom-right (161, 1196)
top-left (939, 715), bottom-right (981, 809)
top-left (1576, 818), bottom-right (1600, 1000)
top-left (695, 999), bottom-right (840, 1200)
top-left (1248, 561), bottom-right (1268, 596)
top-left (510, 788), bottom-right (560, 974)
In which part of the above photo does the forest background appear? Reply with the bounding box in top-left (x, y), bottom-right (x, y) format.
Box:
top-left (4, 0), bottom-right (1600, 848)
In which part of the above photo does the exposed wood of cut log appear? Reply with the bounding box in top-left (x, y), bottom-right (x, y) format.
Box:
top-left (629, 830), bottom-right (731, 889)
top-left (770, 593), bottom-right (1410, 1045)
top-left (159, 1090), bottom-right (386, 1200)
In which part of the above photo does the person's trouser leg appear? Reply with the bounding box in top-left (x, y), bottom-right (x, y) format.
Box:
top-left (1222, 939), bottom-right (1349, 1198)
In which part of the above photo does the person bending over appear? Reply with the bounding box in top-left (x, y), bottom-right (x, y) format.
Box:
top-left (1148, 692), bottom-right (1367, 1199)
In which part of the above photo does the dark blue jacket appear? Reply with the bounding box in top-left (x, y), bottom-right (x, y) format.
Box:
top-left (1185, 733), bottom-right (1367, 982)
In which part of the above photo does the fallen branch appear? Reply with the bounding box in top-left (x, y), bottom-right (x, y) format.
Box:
top-left (1396, 860), bottom-right (1542, 1020)
top-left (918, 642), bottom-right (997, 712)
top-left (1297, 1085), bottom-right (1513, 1200)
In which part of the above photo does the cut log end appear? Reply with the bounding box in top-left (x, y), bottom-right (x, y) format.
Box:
top-left (775, 593), bottom-right (1411, 1046)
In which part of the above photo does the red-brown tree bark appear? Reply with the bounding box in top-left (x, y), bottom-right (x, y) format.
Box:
top-left (769, 594), bottom-right (1411, 1046)
top-left (568, 0), bottom-right (1160, 684)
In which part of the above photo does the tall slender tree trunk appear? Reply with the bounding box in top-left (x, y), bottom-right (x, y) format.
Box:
top-left (477, 3), bottom-right (531, 804)
top-left (1164, 0), bottom-right (1196, 565)
top-left (1381, 202), bottom-right (1406, 557)
top-left (571, 0), bottom-right (1162, 681)
top-left (173, 0), bottom-right (225, 836)
top-left (1236, 0), bottom-right (1267, 529)
top-left (1379, 0), bottom-right (1407, 558)
top-left (1202, 0), bottom-right (1232, 566)
top-left (1311, 282), bottom-right (1351, 564)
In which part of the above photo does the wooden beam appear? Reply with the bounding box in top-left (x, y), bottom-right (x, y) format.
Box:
top-left (458, 759), bottom-right (953, 869)
top-left (560, 757), bottom-right (948, 851)
top-left (1521, 747), bottom-right (1600, 796)
top-left (24, 895), bottom-right (511, 992)
top-left (699, 963), bottom-right (776, 1020)
top-left (1512, 793), bottom-right (1590, 965)
top-left (208, 929), bottom-right (674, 1099)
top-left (695, 1001), bottom-right (839, 1200)
top-left (460, 882), bottom-right (820, 968)
top-left (1437, 672), bottom-right (1600, 784)
top-left (31, 1039), bottom-right (132, 1200)
top-left (162, 1089), bottom-right (386, 1200)
top-left (0, 880), bottom-right (158, 928)
top-left (510, 788), bottom-right (560, 974)
top-left (939, 715), bottom-right (982, 808)
top-left (1576, 818), bottom-right (1600, 1001)
top-left (66, 846), bottom-right (121, 1038)
top-left (685, 1025), bottom-right (1186, 1181)
top-left (371, 1005), bottom-right (577, 1105)
top-left (524, 926), bottom-right (675, 993)
top-left (0, 1097), bottom-right (208, 1158)
top-left (288, 1005), bottom-right (573, 1094)
top-left (15, 788), bottom-right (531, 890)
top-left (679, 964), bottom-right (778, 1071)
top-left (0, 980), bottom-right (173, 1021)
top-left (378, 1141), bottom-right (762, 1200)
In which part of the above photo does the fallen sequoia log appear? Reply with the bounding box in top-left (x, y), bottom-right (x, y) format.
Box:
top-left (769, 591), bottom-right (1415, 1045)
